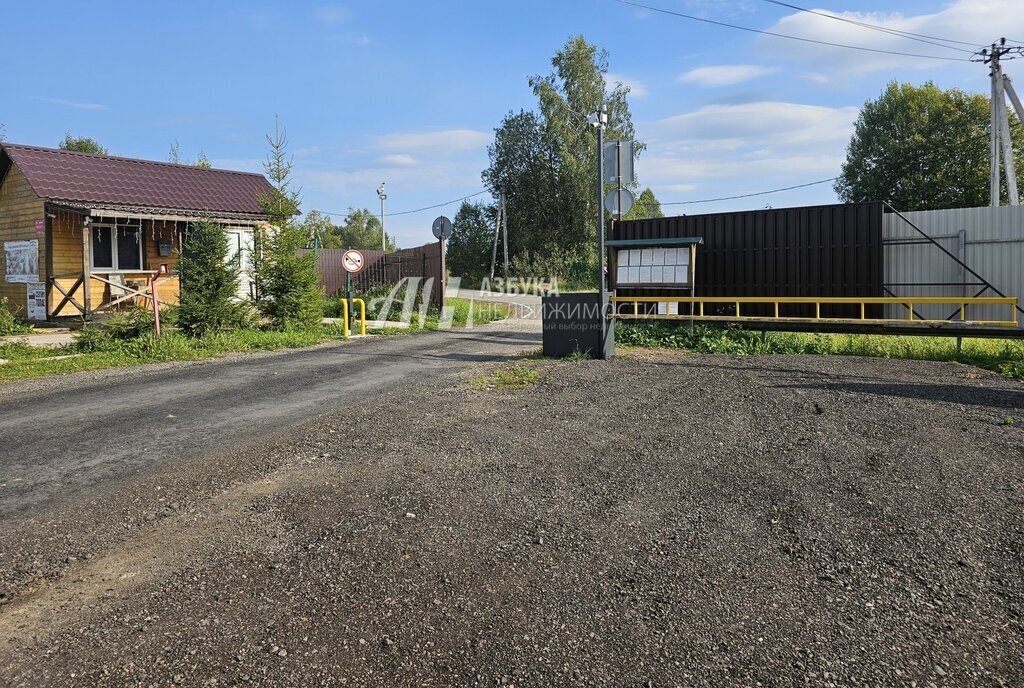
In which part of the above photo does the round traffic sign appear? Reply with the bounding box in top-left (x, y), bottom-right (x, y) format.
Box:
top-left (432, 215), bottom-right (453, 240)
top-left (605, 188), bottom-right (635, 216)
top-left (342, 249), bottom-right (364, 273)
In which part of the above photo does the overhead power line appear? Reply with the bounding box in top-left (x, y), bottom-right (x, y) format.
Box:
top-left (759, 0), bottom-right (979, 54)
top-left (615, 0), bottom-right (967, 61)
top-left (320, 189), bottom-right (489, 219)
top-left (660, 178), bottom-right (838, 206)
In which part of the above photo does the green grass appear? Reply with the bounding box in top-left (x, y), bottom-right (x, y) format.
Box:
top-left (616, 321), bottom-right (1024, 383)
top-left (0, 326), bottom-right (347, 382)
top-left (367, 297), bottom-right (509, 335)
top-left (470, 363), bottom-right (543, 390)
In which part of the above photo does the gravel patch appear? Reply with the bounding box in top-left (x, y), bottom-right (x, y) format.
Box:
top-left (0, 349), bottom-right (1021, 686)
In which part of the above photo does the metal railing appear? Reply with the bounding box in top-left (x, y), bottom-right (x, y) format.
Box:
top-left (610, 296), bottom-right (1019, 328)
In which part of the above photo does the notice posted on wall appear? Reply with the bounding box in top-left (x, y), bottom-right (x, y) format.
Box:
top-left (4, 239), bottom-right (39, 284)
top-left (26, 282), bottom-right (46, 320)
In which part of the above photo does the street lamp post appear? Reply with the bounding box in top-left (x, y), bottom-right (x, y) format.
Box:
top-left (377, 182), bottom-right (387, 252)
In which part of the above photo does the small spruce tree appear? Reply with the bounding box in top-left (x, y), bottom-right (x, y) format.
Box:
top-left (250, 119), bottom-right (323, 329)
top-left (177, 220), bottom-right (249, 336)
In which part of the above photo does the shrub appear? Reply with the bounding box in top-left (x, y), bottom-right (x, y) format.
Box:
top-left (0, 298), bottom-right (31, 336)
top-left (72, 309), bottom-right (151, 352)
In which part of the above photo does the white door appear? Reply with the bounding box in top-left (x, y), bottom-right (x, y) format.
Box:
top-left (224, 228), bottom-right (255, 300)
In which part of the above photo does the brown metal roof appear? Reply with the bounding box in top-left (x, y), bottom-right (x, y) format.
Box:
top-left (0, 143), bottom-right (274, 217)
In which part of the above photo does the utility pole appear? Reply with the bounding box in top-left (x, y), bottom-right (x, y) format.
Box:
top-left (377, 182), bottom-right (388, 251)
top-left (979, 40), bottom-right (1022, 206)
top-left (488, 191), bottom-right (510, 282)
top-left (501, 191), bottom-right (509, 280)
top-left (489, 191), bottom-right (502, 281)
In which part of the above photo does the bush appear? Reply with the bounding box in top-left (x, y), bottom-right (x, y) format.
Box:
top-left (73, 308), bottom-right (159, 352)
top-left (0, 298), bottom-right (31, 336)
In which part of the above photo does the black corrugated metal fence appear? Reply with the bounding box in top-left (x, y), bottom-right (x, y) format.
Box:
top-left (610, 202), bottom-right (884, 318)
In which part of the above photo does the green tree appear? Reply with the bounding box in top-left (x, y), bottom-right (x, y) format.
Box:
top-left (170, 141), bottom-right (214, 168)
top-left (836, 81), bottom-right (1024, 211)
top-left (251, 119), bottom-right (323, 329)
top-left (483, 110), bottom-right (556, 259)
top-left (177, 219), bottom-right (250, 336)
top-left (623, 187), bottom-right (664, 220)
top-left (447, 200), bottom-right (496, 284)
top-left (59, 133), bottom-right (107, 155)
top-left (0, 123), bottom-right (6, 142)
top-left (302, 210), bottom-right (335, 249)
top-left (303, 208), bottom-right (396, 251)
top-left (482, 36), bottom-right (642, 282)
top-left (169, 140), bottom-right (182, 164)
top-left (337, 208), bottom-right (395, 251)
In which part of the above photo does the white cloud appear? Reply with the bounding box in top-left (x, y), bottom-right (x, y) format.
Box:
top-left (376, 154), bottom-right (417, 167)
top-left (677, 64), bottom-right (778, 87)
top-left (651, 101), bottom-right (857, 151)
top-left (606, 72), bottom-right (648, 97)
top-left (373, 129), bottom-right (491, 153)
top-left (636, 100), bottom-right (855, 202)
top-left (40, 98), bottom-right (108, 111)
top-left (763, 0), bottom-right (1024, 74)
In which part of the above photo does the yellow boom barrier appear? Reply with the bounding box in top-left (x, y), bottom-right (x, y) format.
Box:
top-left (610, 296), bottom-right (1019, 328)
top-left (338, 297), bottom-right (367, 339)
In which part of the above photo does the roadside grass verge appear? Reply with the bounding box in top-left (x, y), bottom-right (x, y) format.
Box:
top-left (0, 326), bottom-right (347, 382)
top-left (470, 363), bottom-right (543, 391)
top-left (367, 297), bottom-right (509, 335)
top-left (616, 321), bottom-right (1024, 382)
top-left (0, 299), bottom-right (510, 382)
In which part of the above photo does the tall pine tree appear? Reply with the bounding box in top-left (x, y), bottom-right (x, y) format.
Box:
top-left (251, 119), bottom-right (323, 329)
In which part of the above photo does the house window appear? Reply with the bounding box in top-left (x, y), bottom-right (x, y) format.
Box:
top-left (91, 224), bottom-right (143, 271)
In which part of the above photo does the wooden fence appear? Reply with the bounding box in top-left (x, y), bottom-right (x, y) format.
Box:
top-left (306, 242), bottom-right (445, 306)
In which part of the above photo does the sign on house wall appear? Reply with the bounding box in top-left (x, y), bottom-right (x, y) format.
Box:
top-left (4, 240), bottom-right (39, 283)
top-left (26, 282), bottom-right (46, 320)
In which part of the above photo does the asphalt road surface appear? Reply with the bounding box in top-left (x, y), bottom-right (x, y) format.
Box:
top-left (0, 320), bottom-right (540, 517)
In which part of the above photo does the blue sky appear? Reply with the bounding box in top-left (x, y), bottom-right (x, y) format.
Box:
top-left (2, 1), bottom-right (1019, 247)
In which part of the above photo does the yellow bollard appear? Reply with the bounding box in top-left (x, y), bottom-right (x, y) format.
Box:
top-left (353, 298), bottom-right (367, 336)
top-left (339, 299), bottom-right (350, 339)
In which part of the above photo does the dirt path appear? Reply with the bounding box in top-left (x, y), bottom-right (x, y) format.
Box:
top-left (1, 349), bottom-right (1022, 687)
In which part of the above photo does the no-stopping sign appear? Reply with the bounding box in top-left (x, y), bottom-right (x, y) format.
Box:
top-left (342, 249), bottom-right (364, 273)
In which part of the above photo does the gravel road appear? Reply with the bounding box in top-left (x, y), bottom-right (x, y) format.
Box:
top-left (1, 341), bottom-right (1022, 687)
top-left (0, 320), bottom-right (540, 516)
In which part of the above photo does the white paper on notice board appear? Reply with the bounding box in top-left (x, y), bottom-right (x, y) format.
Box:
top-left (614, 247), bottom-right (691, 285)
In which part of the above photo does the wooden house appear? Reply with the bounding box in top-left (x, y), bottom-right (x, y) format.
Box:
top-left (0, 143), bottom-right (274, 321)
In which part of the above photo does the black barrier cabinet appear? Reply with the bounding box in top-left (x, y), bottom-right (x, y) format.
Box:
top-left (542, 293), bottom-right (615, 359)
